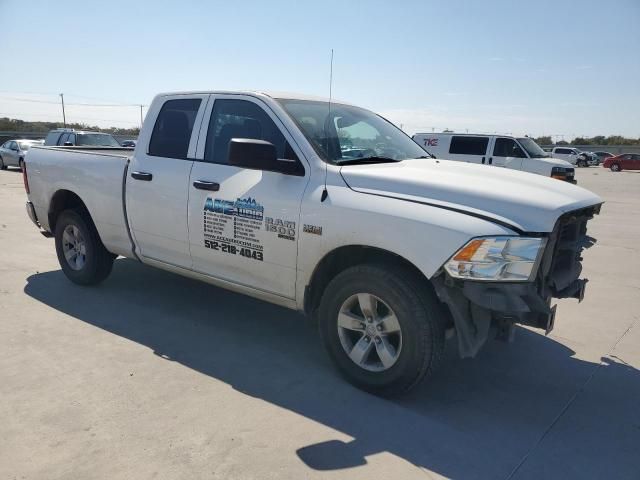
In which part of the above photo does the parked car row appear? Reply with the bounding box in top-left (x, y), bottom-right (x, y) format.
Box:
top-left (0, 131), bottom-right (139, 171)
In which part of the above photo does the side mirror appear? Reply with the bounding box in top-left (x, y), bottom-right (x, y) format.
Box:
top-left (228, 138), bottom-right (303, 176)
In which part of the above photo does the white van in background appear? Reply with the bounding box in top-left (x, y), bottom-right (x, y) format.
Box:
top-left (412, 133), bottom-right (576, 183)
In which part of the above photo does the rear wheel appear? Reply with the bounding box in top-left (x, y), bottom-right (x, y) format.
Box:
top-left (610, 163), bottom-right (621, 172)
top-left (318, 264), bottom-right (446, 396)
top-left (18, 159), bottom-right (24, 172)
top-left (0, 156), bottom-right (6, 170)
top-left (54, 210), bottom-right (115, 285)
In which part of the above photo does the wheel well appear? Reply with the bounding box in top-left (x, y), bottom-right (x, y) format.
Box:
top-left (48, 190), bottom-right (89, 232)
top-left (304, 245), bottom-right (432, 315)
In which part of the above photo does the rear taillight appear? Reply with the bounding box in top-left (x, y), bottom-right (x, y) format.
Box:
top-left (22, 162), bottom-right (30, 194)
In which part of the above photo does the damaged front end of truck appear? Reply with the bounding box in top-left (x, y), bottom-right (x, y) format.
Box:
top-left (432, 204), bottom-right (602, 358)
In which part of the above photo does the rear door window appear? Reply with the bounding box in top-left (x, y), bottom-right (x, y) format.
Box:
top-left (148, 98), bottom-right (202, 159)
top-left (449, 136), bottom-right (489, 155)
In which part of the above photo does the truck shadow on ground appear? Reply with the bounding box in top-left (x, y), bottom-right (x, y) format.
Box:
top-left (24, 258), bottom-right (640, 479)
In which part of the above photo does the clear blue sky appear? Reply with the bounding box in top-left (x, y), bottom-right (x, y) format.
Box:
top-left (1, 0), bottom-right (638, 138)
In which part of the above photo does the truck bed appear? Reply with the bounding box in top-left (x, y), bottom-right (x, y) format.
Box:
top-left (26, 146), bottom-right (134, 258)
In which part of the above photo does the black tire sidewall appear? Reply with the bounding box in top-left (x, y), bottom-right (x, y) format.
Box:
top-left (55, 210), bottom-right (105, 285)
top-left (319, 265), bottom-right (441, 394)
top-left (611, 163), bottom-right (620, 172)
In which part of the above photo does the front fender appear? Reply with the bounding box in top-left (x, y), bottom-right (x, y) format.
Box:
top-left (295, 184), bottom-right (517, 309)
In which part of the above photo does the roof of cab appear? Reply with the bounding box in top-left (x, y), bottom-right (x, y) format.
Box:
top-left (155, 90), bottom-right (353, 105)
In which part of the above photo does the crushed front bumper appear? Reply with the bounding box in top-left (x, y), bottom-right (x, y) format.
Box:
top-left (433, 204), bottom-right (601, 358)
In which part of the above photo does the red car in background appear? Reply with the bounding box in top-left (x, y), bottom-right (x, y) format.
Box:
top-left (603, 153), bottom-right (640, 171)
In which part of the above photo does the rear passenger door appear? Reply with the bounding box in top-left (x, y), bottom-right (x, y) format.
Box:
top-left (126, 95), bottom-right (209, 268)
top-left (490, 137), bottom-right (526, 170)
top-left (447, 136), bottom-right (489, 164)
top-left (186, 95), bottom-right (308, 299)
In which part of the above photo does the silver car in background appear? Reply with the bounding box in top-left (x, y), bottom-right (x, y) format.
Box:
top-left (0, 139), bottom-right (44, 170)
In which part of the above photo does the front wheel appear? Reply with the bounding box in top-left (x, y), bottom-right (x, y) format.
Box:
top-left (318, 264), bottom-right (446, 396)
top-left (0, 156), bottom-right (6, 170)
top-left (54, 210), bottom-right (115, 285)
top-left (610, 163), bottom-right (621, 172)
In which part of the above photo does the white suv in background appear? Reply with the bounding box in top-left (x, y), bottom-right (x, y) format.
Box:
top-left (412, 133), bottom-right (576, 183)
top-left (551, 147), bottom-right (590, 167)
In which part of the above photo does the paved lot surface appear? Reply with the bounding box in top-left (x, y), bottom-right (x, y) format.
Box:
top-left (1, 166), bottom-right (639, 479)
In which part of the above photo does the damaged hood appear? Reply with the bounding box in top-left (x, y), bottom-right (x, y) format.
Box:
top-left (340, 158), bottom-right (602, 232)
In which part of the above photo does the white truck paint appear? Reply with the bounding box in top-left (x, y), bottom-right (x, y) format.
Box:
top-left (23, 91), bottom-right (603, 395)
top-left (412, 133), bottom-right (576, 182)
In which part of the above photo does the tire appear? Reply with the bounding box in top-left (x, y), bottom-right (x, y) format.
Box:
top-left (18, 159), bottom-right (24, 172)
top-left (318, 264), bottom-right (446, 396)
top-left (54, 209), bottom-right (115, 285)
top-left (0, 156), bottom-right (6, 170)
top-left (610, 163), bottom-right (621, 172)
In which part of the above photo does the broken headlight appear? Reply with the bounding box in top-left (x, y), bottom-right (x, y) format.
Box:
top-left (444, 236), bottom-right (546, 281)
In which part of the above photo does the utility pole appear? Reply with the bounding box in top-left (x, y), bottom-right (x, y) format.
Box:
top-left (60, 93), bottom-right (66, 127)
top-left (139, 105), bottom-right (144, 129)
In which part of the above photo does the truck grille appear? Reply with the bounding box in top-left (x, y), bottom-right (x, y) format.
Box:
top-left (538, 205), bottom-right (600, 300)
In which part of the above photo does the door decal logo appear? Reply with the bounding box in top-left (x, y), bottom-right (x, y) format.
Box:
top-left (203, 196), bottom-right (264, 261)
top-left (204, 196), bottom-right (264, 221)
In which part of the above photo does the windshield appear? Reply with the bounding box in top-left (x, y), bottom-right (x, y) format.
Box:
top-left (517, 137), bottom-right (549, 158)
top-left (77, 133), bottom-right (120, 147)
top-left (277, 99), bottom-right (429, 163)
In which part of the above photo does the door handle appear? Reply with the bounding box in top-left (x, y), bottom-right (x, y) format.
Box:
top-left (481, 157), bottom-right (486, 164)
top-left (488, 157), bottom-right (493, 165)
top-left (193, 180), bottom-right (220, 191)
top-left (131, 171), bottom-right (153, 181)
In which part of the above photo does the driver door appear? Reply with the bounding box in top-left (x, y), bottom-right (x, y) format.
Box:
top-left (187, 95), bottom-right (309, 299)
top-left (490, 137), bottom-right (526, 170)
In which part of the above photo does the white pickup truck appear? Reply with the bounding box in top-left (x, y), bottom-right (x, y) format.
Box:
top-left (23, 91), bottom-right (603, 396)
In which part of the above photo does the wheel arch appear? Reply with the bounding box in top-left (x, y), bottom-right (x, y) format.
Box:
top-left (303, 244), bottom-right (437, 316)
top-left (48, 189), bottom-right (94, 233)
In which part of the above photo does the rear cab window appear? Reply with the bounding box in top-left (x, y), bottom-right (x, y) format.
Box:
top-left (148, 98), bottom-right (203, 159)
top-left (45, 131), bottom-right (62, 146)
top-left (449, 136), bottom-right (489, 155)
top-left (57, 133), bottom-right (70, 146)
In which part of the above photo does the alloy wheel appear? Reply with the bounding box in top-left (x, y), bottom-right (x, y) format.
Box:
top-left (337, 293), bottom-right (403, 372)
top-left (62, 224), bottom-right (87, 270)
